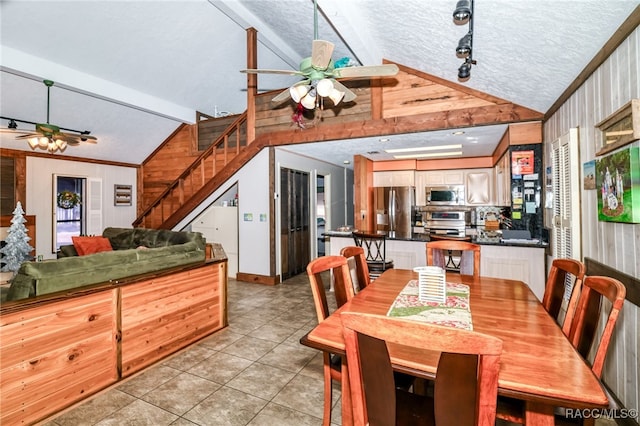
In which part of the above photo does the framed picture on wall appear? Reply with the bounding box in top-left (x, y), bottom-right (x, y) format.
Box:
top-left (114, 184), bottom-right (132, 206)
top-left (595, 147), bottom-right (640, 223)
top-left (583, 160), bottom-right (596, 190)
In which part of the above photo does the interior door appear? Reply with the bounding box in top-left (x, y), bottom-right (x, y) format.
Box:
top-left (280, 168), bottom-right (310, 280)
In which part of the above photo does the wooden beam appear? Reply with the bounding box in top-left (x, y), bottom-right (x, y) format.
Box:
top-left (253, 103), bottom-right (544, 147)
top-left (246, 27), bottom-right (258, 144)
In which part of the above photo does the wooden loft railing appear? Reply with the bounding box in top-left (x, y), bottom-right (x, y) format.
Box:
top-left (133, 112), bottom-right (248, 229)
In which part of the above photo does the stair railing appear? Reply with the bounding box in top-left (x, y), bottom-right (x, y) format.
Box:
top-left (133, 111), bottom-right (247, 228)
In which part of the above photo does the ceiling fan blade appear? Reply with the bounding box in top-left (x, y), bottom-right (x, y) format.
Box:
top-left (0, 128), bottom-right (35, 135)
top-left (59, 131), bottom-right (98, 143)
top-left (311, 40), bottom-right (335, 69)
top-left (15, 133), bottom-right (40, 140)
top-left (271, 88), bottom-right (292, 105)
top-left (333, 64), bottom-right (400, 79)
top-left (240, 68), bottom-right (304, 76)
top-left (331, 80), bottom-right (357, 103)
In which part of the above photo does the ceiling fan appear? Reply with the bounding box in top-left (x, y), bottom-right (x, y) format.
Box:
top-left (1, 79), bottom-right (97, 153)
top-left (240, 0), bottom-right (399, 110)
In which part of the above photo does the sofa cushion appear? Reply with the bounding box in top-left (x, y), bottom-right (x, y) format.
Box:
top-left (72, 236), bottom-right (113, 256)
top-left (59, 244), bottom-right (79, 257)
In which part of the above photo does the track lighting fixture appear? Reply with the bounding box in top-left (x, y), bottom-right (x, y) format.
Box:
top-left (456, 32), bottom-right (472, 57)
top-left (453, 0), bottom-right (472, 22)
top-left (453, 0), bottom-right (476, 80)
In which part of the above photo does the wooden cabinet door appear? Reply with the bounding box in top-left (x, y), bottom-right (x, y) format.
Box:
top-left (465, 170), bottom-right (492, 205)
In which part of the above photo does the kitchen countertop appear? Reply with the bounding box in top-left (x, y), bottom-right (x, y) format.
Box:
top-left (323, 230), bottom-right (548, 248)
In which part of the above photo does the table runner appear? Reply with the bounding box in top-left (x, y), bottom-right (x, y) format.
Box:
top-left (386, 280), bottom-right (472, 330)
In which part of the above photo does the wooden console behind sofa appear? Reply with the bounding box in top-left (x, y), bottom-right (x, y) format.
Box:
top-left (0, 258), bottom-right (227, 425)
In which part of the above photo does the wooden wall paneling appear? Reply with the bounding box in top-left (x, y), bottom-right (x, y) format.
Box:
top-left (353, 155), bottom-right (373, 231)
top-left (383, 71), bottom-right (495, 118)
top-left (0, 290), bottom-right (118, 425)
top-left (141, 124), bottom-right (200, 212)
top-left (543, 25), bottom-right (639, 416)
top-left (0, 151), bottom-right (27, 213)
top-left (198, 115), bottom-right (241, 151)
top-left (120, 263), bottom-right (224, 376)
top-left (1, 156), bottom-right (16, 215)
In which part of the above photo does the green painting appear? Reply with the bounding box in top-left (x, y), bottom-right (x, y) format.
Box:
top-left (596, 147), bottom-right (640, 223)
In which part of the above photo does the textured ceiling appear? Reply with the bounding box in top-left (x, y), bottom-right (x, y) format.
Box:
top-left (0, 1), bottom-right (637, 165)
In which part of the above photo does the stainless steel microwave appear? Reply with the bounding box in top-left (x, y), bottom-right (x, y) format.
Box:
top-left (425, 185), bottom-right (465, 205)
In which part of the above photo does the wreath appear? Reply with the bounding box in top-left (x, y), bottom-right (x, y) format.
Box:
top-left (57, 190), bottom-right (81, 209)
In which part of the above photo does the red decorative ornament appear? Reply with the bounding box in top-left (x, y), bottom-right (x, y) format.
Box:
top-left (292, 102), bottom-right (306, 129)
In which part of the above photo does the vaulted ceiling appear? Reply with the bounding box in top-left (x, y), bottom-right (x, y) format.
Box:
top-left (0, 1), bottom-right (637, 165)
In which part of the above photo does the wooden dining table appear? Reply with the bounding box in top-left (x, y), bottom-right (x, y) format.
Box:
top-left (300, 268), bottom-right (609, 426)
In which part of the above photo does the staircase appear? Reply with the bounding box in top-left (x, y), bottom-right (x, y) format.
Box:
top-left (133, 111), bottom-right (253, 229)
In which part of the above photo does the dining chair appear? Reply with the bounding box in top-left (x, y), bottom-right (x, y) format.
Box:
top-left (426, 240), bottom-right (480, 279)
top-left (341, 311), bottom-right (502, 426)
top-left (352, 231), bottom-right (394, 281)
top-left (306, 255), bottom-right (357, 426)
top-left (340, 246), bottom-right (370, 291)
top-left (541, 258), bottom-right (585, 333)
top-left (497, 275), bottom-right (626, 426)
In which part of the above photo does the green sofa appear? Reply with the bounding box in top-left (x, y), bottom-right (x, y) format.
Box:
top-left (6, 227), bottom-right (206, 301)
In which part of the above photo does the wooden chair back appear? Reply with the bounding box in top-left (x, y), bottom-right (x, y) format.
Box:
top-left (352, 231), bottom-right (394, 279)
top-left (306, 255), bottom-right (356, 323)
top-left (340, 246), bottom-right (370, 291)
top-left (426, 240), bottom-right (481, 279)
top-left (341, 311), bottom-right (502, 426)
top-left (565, 275), bottom-right (626, 378)
top-left (540, 258), bottom-right (585, 332)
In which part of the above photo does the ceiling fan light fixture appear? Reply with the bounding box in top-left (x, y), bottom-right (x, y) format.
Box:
top-left (328, 88), bottom-right (345, 105)
top-left (316, 78), bottom-right (334, 97)
top-left (55, 138), bottom-right (67, 150)
top-left (27, 137), bottom-right (39, 149)
top-left (301, 91), bottom-right (317, 110)
top-left (453, 0), bottom-right (471, 22)
top-left (290, 84), bottom-right (310, 103)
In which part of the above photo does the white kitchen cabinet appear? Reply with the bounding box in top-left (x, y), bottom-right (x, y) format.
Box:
top-left (494, 152), bottom-right (511, 206)
top-left (464, 168), bottom-right (493, 205)
top-left (480, 245), bottom-right (546, 301)
top-left (192, 206), bottom-right (238, 278)
top-left (373, 170), bottom-right (415, 187)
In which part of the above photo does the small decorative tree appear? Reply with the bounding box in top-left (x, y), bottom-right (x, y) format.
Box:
top-left (0, 202), bottom-right (34, 274)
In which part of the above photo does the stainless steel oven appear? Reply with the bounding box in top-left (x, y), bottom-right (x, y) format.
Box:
top-left (423, 210), bottom-right (469, 237)
top-left (425, 185), bottom-right (465, 206)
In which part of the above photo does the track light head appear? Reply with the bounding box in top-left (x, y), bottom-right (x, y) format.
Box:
top-left (458, 59), bottom-right (473, 80)
top-left (8, 119), bottom-right (18, 129)
top-left (453, 0), bottom-right (472, 23)
top-left (456, 32), bottom-right (473, 57)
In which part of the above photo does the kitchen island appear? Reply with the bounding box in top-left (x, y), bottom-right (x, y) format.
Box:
top-left (324, 231), bottom-right (548, 301)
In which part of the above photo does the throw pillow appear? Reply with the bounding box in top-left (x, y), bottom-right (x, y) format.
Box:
top-left (72, 236), bottom-right (113, 256)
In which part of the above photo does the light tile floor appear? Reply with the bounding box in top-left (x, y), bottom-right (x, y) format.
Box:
top-left (45, 273), bottom-right (618, 426)
top-left (46, 273), bottom-right (342, 426)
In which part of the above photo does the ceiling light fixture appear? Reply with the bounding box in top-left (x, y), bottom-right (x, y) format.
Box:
top-left (385, 144), bottom-right (462, 154)
top-left (453, 0), bottom-right (477, 80)
top-left (393, 151), bottom-right (463, 159)
top-left (453, 0), bottom-right (472, 23)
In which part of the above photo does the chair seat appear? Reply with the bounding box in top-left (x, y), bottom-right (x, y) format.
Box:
top-left (395, 389), bottom-right (434, 426)
top-left (367, 260), bottom-right (394, 271)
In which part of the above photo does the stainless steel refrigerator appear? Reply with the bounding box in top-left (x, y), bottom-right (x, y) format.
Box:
top-left (373, 186), bottom-right (415, 239)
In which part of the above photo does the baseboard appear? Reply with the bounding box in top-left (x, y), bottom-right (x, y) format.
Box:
top-left (235, 272), bottom-right (280, 286)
